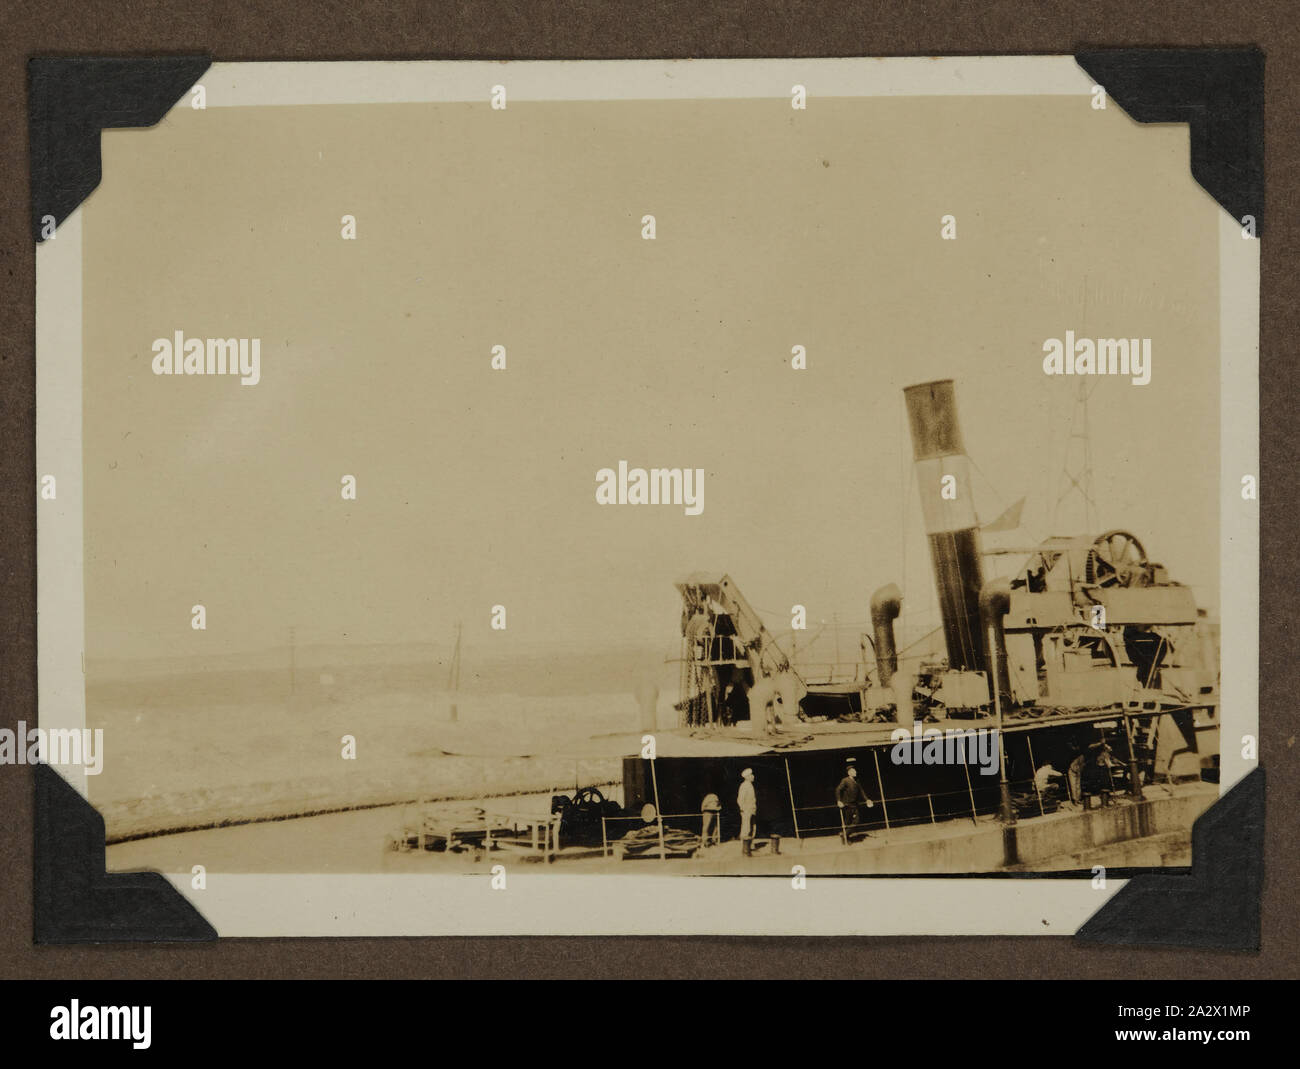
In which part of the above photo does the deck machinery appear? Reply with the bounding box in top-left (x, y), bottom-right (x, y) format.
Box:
top-left (899, 380), bottom-right (1216, 739)
top-left (675, 573), bottom-right (805, 731)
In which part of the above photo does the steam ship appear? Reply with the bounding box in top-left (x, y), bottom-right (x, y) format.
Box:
top-left (615, 380), bottom-right (1220, 869)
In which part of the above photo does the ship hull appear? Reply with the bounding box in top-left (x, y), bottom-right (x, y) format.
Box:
top-left (623, 707), bottom-right (1216, 847)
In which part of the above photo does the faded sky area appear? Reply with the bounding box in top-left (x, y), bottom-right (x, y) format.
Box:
top-left (81, 94), bottom-right (1221, 669)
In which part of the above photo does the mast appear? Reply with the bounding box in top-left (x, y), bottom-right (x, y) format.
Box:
top-left (1053, 276), bottom-right (1097, 534)
top-left (448, 621), bottom-right (462, 722)
top-left (1053, 378), bottom-right (1097, 534)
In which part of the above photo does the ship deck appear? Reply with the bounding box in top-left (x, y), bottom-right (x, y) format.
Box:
top-left (645, 695), bottom-right (1214, 759)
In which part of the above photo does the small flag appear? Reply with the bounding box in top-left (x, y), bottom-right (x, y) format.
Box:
top-left (982, 497), bottom-right (1025, 532)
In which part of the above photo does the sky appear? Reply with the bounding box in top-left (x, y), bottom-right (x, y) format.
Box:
top-left (79, 92), bottom-right (1222, 669)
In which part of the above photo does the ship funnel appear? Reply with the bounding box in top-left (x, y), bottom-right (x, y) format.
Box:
top-left (903, 380), bottom-right (987, 675)
top-left (869, 583), bottom-right (902, 687)
top-left (978, 578), bottom-right (1012, 705)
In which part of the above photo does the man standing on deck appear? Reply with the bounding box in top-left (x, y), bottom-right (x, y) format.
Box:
top-left (684, 603), bottom-right (711, 659)
top-left (1034, 761), bottom-right (1065, 804)
top-left (737, 768), bottom-right (757, 856)
top-left (836, 760), bottom-right (875, 843)
top-left (700, 791), bottom-right (722, 847)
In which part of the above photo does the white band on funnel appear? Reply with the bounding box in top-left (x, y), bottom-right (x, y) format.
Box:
top-left (914, 455), bottom-right (978, 534)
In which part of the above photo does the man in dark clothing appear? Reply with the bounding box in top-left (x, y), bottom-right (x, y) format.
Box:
top-left (835, 761), bottom-right (875, 842)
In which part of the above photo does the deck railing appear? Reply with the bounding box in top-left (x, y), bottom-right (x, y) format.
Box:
top-left (599, 764), bottom-right (1132, 859)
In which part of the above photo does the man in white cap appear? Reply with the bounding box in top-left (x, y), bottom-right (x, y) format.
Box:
top-left (737, 768), bottom-right (757, 856)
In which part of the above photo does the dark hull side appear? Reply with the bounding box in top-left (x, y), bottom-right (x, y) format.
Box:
top-left (622, 719), bottom-right (1163, 843)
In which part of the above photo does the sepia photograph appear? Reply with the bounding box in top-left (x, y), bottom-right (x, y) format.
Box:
top-left (32, 56), bottom-right (1257, 936)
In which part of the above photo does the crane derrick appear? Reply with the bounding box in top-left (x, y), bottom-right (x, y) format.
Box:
top-left (674, 573), bottom-right (804, 732)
